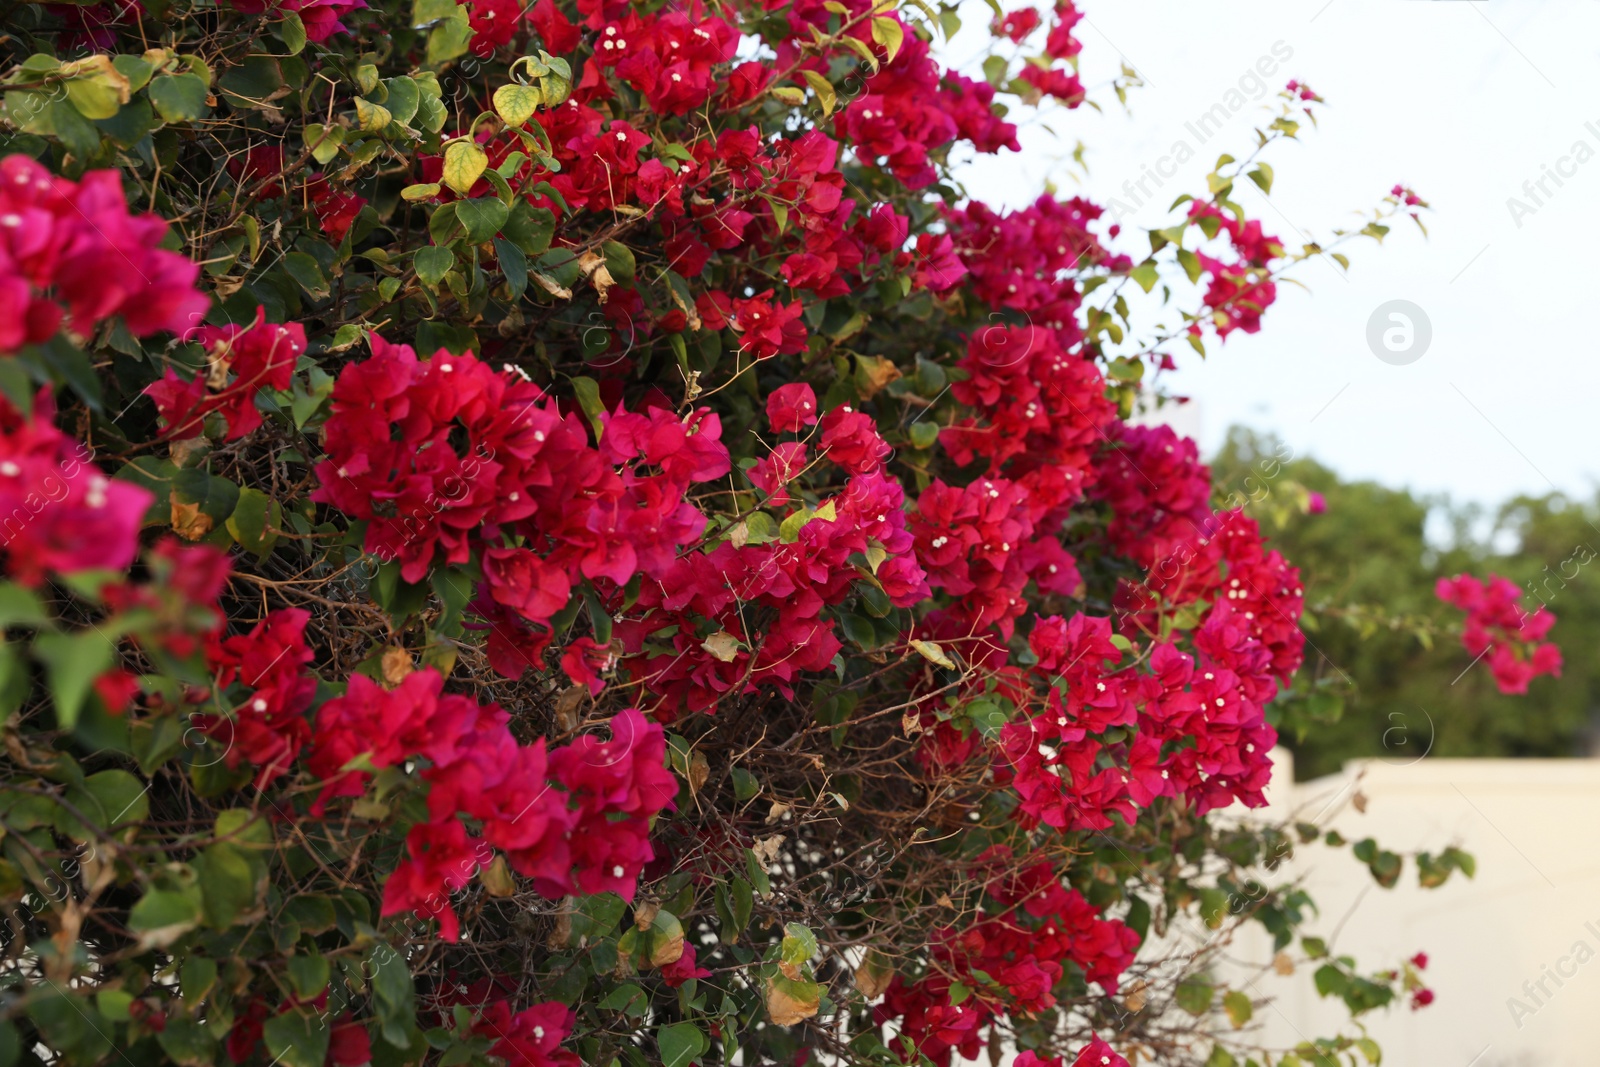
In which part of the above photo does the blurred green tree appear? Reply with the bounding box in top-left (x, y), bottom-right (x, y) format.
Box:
top-left (1210, 426), bottom-right (1597, 778)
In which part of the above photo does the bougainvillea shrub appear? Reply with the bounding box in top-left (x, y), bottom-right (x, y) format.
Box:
top-left (0, 1), bottom-right (1541, 1065)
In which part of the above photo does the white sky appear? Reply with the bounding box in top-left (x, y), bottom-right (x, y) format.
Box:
top-left (946, 0), bottom-right (1600, 508)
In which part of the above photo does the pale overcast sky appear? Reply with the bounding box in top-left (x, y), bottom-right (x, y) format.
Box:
top-left (946, 0), bottom-right (1600, 509)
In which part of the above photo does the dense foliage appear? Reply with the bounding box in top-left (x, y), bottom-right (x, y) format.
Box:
top-left (0, 2), bottom-right (1549, 1066)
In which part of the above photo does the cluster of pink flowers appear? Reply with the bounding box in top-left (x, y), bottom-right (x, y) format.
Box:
top-left (906, 324), bottom-right (1113, 641)
top-left (311, 335), bottom-right (728, 685)
top-left (310, 671), bottom-right (675, 937)
top-left (825, 25), bottom-right (1019, 189)
top-left (1187, 202), bottom-right (1283, 338)
top-left (146, 309), bottom-right (304, 441)
top-left (1436, 573), bottom-right (1561, 694)
top-left (619, 385), bottom-right (929, 716)
top-left (0, 155), bottom-right (207, 353)
top-left (1017, 1040), bottom-right (1130, 1067)
top-left (473, 1000), bottom-right (579, 1067)
top-left (182, 580), bottom-right (678, 941)
top-left (201, 607), bottom-right (318, 786)
top-left (877, 853), bottom-right (1137, 1067)
top-left (945, 195), bottom-right (1130, 349)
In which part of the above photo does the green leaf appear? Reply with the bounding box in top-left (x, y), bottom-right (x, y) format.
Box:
top-left (29, 993), bottom-right (111, 1063)
top-left (442, 140), bottom-right (489, 195)
top-left (1247, 162), bottom-right (1275, 194)
top-left (1443, 846), bottom-right (1476, 879)
top-left (602, 240), bottom-right (636, 287)
top-left (94, 989), bottom-right (130, 1023)
top-left (1130, 261), bottom-right (1160, 293)
top-left (781, 922), bottom-right (818, 965)
top-left (414, 245), bottom-right (456, 287)
top-left (371, 944), bottom-right (416, 1047)
top-left (195, 841), bottom-right (257, 928)
top-left (264, 1008), bottom-right (329, 1067)
top-left (305, 122), bottom-right (344, 164)
top-left (569, 375), bottom-right (605, 440)
top-left (75, 769), bottom-right (149, 831)
top-left (456, 197), bottom-right (510, 243)
top-left (62, 70), bottom-right (124, 121)
top-left (282, 251), bottom-right (330, 299)
top-left (287, 954), bottom-right (331, 999)
top-left (219, 55), bottom-right (283, 110)
top-left (965, 698), bottom-right (1006, 741)
top-left (0, 585), bottom-right (46, 630)
top-left (745, 847), bottom-right (772, 897)
top-left (226, 487), bottom-right (281, 558)
top-left (179, 957), bottom-right (218, 1002)
top-left (402, 182), bottom-right (441, 201)
top-left (494, 238), bottom-right (528, 302)
top-left (425, 8), bottom-right (472, 66)
top-left (658, 1022), bottom-right (704, 1067)
top-left (503, 202), bottom-right (556, 256)
top-left (148, 72), bottom-right (210, 123)
top-left (278, 12), bottom-right (307, 54)
top-left (34, 630), bottom-right (115, 730)
top-left (731, 874), bottom-right (753, 936)
top-left (1175, 975), bottom-right (1214, 1015)
top-left (1223, 989), bottom-right (1253, 1028)
top-left (598, 983), bottom-right (646, 1013)
top-left (128, 888), bottom-right (201, 949)
top-left (383, 76), bottom-right (420, 125)
top-left (158, 1019), bottom-right (217, 1067)
top-left (112, 54), bottom-right (154, 93)
top-left (1312, 963), bottom-right (1348, 998)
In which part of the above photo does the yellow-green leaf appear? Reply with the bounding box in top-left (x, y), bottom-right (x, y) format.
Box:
top-left (354, 97), bottom-right (391, 131)
top-left (493, 83), bottom-right (541, 127)
top-left (442, 140), bottom-right (488, 196)
top-left (1223, 989), bottom-right (1253, 1028)
top-left (799, 70), bottom-right (836, 117)
top-left (870, 17), bottom-right (905, 64)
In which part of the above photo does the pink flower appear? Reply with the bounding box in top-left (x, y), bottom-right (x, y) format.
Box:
top-left (748, 442), bottom-right (808, 505)
top-left (464, 0), bottom-right (520, 56)
top-left (483, 546), bottom-right (573, 625)
top-left (766, 383), bottom-right (819, 433)
top-left (560, 636), bottom-right (613, 694)
top-left (660, 942), bottom-right (712, 987)
top-left (312, 182), bottom-right (366, 243)
top-left (1072, 1037), bottom-right (1129, 1067)
top-left (730, 290), bottom-right (807, 360)
top-left (0, 389), bottom-right (150, 585)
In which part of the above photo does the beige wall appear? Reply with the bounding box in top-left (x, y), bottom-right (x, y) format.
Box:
top-left (1231, 752), bottom-right (1600, 1067)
